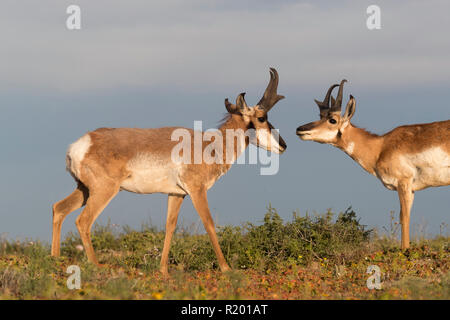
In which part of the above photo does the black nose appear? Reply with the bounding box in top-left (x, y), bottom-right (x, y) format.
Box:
top-left (296, 126), bottom-right (306, 134)
top-left (296, 123), bottom-right (314, 134)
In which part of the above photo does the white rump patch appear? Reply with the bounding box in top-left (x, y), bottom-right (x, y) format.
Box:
top-left (66, 134), bottom-right (92, 179)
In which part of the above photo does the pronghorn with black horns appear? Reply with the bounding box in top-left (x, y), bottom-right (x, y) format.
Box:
top-left (297, 80), bottom-right (450, 249)
top-left (51, 68), bottom-right (286, 275)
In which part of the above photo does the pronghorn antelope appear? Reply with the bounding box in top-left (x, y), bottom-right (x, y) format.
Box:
top-left (296, 80), bottom-right (450, 250)
top-left (52, 68), bottom-right (286, 274)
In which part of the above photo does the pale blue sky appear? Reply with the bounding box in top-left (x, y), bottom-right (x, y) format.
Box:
top-left (0, 0), bottom-right (448, 241)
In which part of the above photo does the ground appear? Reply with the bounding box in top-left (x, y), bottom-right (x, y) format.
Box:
top-left (0, 208), bottom-right (448, 299)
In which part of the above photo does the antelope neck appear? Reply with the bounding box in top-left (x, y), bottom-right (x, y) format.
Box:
top-left (218, 114), bottom-right (251, 164)
top-left (336, 124), bottom-right (383, 176)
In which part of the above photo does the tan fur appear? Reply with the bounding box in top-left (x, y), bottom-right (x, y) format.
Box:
top-left (51, 69), bottom-right (286, 274)
top-left (297, 94), bottom-right (450, 250)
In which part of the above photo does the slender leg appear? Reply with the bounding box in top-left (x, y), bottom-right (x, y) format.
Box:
top-left (51, 183), bottom-right (89, 257)
top-left (160, 194), bottom-right (185, 276)
top-left (398, 181), bottom-right (414, 250)
top-left (75, 183), bottom-right (119, 266)
top-left (190, 188), bottom-right (230, 272)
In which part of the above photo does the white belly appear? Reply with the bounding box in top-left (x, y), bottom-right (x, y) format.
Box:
top-left (377, 147), bottom-right (450, 191)
top-left (409, 147), bottom-right (450, 190)
top-left (120, 154), bottom-right (186, 195)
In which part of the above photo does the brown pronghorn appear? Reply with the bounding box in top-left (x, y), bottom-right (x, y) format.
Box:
top-left (52, 68), bottom-right (286, 274)
top-left (296, 80), bottom-right (450, 249)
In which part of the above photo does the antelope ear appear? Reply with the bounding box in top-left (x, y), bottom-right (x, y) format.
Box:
top-left (236, 92), bottom-right (251, 114)
top-left (225, 98), bottom-right (240, 114)
top-left (342, 95), bottom-right (356, 126)
top-left (330, 96), bottom-right (336, 107)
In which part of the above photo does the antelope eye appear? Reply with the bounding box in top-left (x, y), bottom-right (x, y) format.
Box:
top-left (329, 119), bottom-right (337, 124)
top-left (257, 117), bottom-right (266, 123)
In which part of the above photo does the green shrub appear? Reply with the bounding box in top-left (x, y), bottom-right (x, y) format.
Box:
top-left (56, 205), bottom-right (373, 271)
top-left (216, 206), bottom-right (373, 270)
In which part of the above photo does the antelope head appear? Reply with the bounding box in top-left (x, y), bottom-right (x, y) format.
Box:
top-left (225, 68), bottom-right (287, 154)
top-left (296, 79), bottom-right (356, 145)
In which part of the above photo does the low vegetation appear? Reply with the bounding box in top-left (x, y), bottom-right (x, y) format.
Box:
top-left (0, 207), bottom-right (448, 299)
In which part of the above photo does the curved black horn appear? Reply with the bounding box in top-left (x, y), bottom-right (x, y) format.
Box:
top-left (330, 79), bottom-right (347, 112)
top-left (323, 84), bottom-right (338, 107)
top-left (315, 84), bottom-right (339, 111)
top-left (257, 67), bottom-right (285, 112)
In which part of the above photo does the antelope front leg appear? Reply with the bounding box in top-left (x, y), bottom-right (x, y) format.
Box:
top-left (160, 194), bottom-right (185, 276)
top-left (190, 188), bottom-right (231, 272)
top-left (397, 181), bottom-right (414, 250)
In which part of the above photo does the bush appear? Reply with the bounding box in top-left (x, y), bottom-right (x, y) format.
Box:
top-left (217, 206), bottom-right (373, 270)
top-left (57, 206), bottom-right (373, 271)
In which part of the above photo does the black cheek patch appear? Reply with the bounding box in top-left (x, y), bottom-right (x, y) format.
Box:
top-left (337, 130), bottom-right (342, 139)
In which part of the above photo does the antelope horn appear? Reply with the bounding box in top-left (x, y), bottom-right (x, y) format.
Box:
top-left (257, 67), bottom-right (285, 112)
top-left (314, 84), bottom-right (339, 112)
top-left (330, 79), bottom-right (347, 112)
